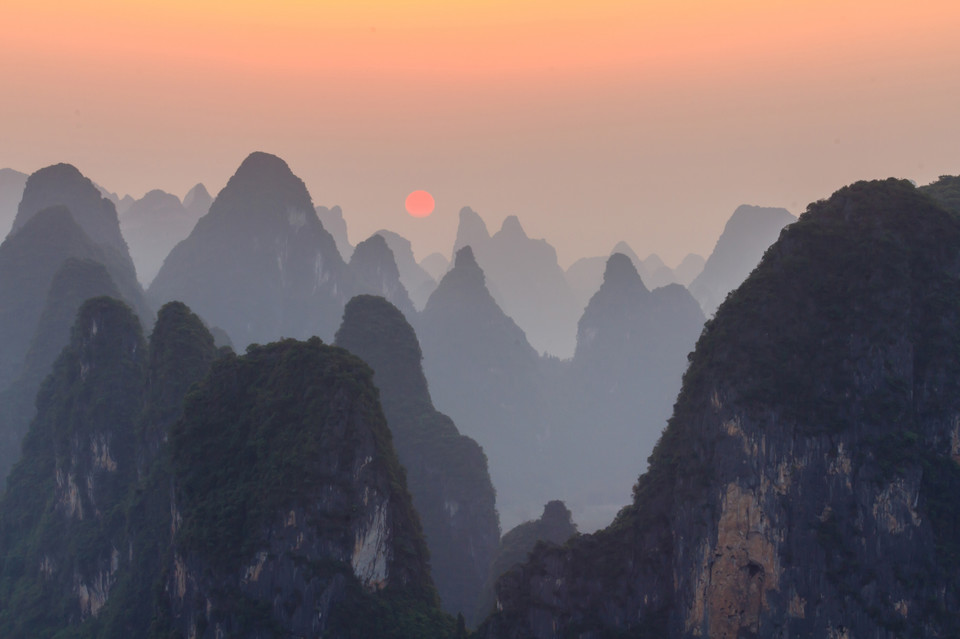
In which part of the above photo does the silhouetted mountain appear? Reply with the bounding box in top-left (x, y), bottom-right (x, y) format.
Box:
top-left (450, 209), bottom-right (579, 357)
top-left (0, 206), bottom-right (141, 390)
top-left (375, 229), bottom-right (437, 310)
top-left (13, 164), bottom-right (135, 268)
top-left (0, 168), bottom-right (27, 240)
top-left (688, 204), bottom-right (795, 315)
top-left (349, 235), bottom-right (416, 320)
top-left (420, 247), bottom-right (545, 528)
top-left (420, 252), bottom-right (449, 281)
top-left (120, 189), bottom-right (197, 285)
top-left (451, 206), bottom-right (490, 255)
top-left (483, 179), bottom-right (960, 638)
top-left (182, 182), bottom-right (213, 218)
top-left (0, 298), bottom-right (458, 637)
top-left (0, 258), bottom-right (120, 486)
top-left (477, 501), bottom-right (576, 621)
top-left (566, 243), bottom-right (703, 312)
top-left (673, 252), bottom-right (706, 286)
top-left (164, 337), bottom-right (453, 637)
top-left (316, 204), bottom-right (353, 259)
top-left (149, 152), bottom-right (353, 347)
top-left (0, 297), bottom-right (148, 636)
top-left (640, 253), bottom-right (676, 288)
top-left (336, 295), bottom-right (499, 626)
top-left (12, 165), bottom-right (150, 322)
top-left (552, 254), bottom-right (704, 529)
top-left (920, 174), bottom-right (960, 215)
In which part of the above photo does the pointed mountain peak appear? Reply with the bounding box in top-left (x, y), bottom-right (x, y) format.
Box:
top-left (183, 182), bottom-right (211, 208)
top-left (350, 234), bottom-right (415, 318)
top-left (208, 152), bottom-right (315, 225)
top-left (234, 151), bottom-right (295, 180)
top-left (335, 294), bottom-right (431, 409)
top-left (497, 215), bottom-right (527, 238)
top-left (215, 153), bottom-right (312, 214)
top-left (423, 246), bottom-right (494, 314)
top-left (602, 252), bottom-right (647, 293)
top-left (453, 245), bottom-right (482, 274)
top-left (353, 232), bottom-right (391, 259)
top-left (13, 162), bottom-right (131, 262)
top-left (453, 206), bottom-right (490, 255)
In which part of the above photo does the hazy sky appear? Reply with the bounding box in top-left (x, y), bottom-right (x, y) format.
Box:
top-left (3, 1), bottom-right (959, 266)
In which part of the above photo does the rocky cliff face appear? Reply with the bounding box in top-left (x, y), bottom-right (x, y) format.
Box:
top-left (0, 297), bottom-right (147, 636)
top-left (336, 294), bottom-right (500, 626)
top-left (162, 337), bottom-right (452, 638)
top-left (0, 300), bottom-right (457, 637)
top-left (482, 179), bottom-right (960, 638)
top-left (477, 500), bottom-right (577, 622)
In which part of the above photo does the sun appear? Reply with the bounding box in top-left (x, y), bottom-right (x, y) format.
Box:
top-left (405, 190), bottom-right (435, 218)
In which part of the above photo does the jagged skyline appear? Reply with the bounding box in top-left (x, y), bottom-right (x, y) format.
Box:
top-left (3, 1), bottom-right (959, 265)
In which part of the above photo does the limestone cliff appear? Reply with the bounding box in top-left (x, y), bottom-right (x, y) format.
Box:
top-left (336, 294), bottom-right (500, 626)
top-left (482, 179), bottom-right (960, 638)
top-left (0, 297), bottom-right (147, 635)
top-left (161, 337), bottom-right (454, 638)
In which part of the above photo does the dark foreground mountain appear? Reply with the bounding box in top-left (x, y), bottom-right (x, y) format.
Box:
top-left (149, 152), bottom-right (353, 348)
top-left (919, 173), bottom-right (960, 215)
top-left (336, 295), bottom-right (499, 626)
top-left (481, 179), bottom-right (960, 638)
top-left (0, 299), bottom-right (458, 638)
top-left (688, 204), bottom-right (795, 316)
top-left (476, 500), bottom-right (577, 622)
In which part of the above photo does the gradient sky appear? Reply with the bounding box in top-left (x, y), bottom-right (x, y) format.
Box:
top-left (3, 1), bottom-right (959, 266)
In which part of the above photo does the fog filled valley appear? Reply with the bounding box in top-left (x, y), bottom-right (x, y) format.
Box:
top-left (0, 154), bottom-right (958, 637)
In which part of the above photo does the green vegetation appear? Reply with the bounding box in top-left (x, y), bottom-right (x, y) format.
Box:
top-left (0, 297), bottom-right (147, 638)
top-left (336, 295), bottom-right (500, 626)
top-left (919, 174), bottom-right (960, 216)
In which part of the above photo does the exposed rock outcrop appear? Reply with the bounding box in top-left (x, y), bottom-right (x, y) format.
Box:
top-left (336, 294), bottom-right (500, 626)
top-left (482, 179), bottom-right (960, 638)
top-left (163, 337), bottom-right (451, 637)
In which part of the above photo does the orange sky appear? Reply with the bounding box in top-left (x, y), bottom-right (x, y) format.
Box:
top-left (3, 1), bottom-right (959, 264)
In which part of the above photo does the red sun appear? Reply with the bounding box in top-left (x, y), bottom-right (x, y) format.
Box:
top-left (405, 190), bottom-right (435, 218)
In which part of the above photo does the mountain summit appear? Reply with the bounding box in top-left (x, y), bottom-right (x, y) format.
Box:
top-left (149, 152), bottom-right (352, 347)
top-left (483, 179), bottom-right (960, 638)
